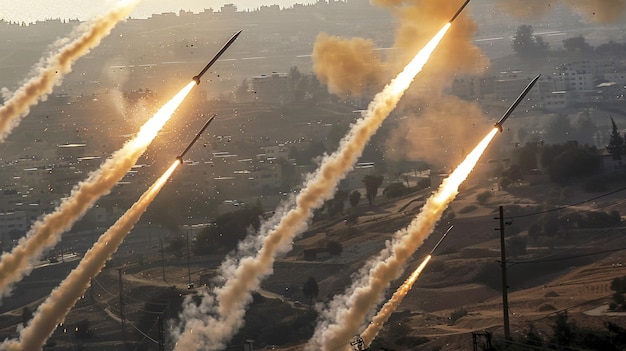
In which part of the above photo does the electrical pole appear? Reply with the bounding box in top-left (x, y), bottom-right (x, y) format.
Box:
top-left (160, 235), bottom-right (166, 282)
top-left (158, 316), bottom-right (165, 351)
top-left (186, 232), bottom-right (192, 288)
top-left (90, 278), bottom-right (95, 304)
top-left (118, 268), bottom-right (126, 345)
top-left (497, 205), bottom-right (511, 340)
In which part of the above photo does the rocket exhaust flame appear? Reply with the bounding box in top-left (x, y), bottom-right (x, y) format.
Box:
top-left (362, 225), bottom-right (452, 346)
top-left (172, 23), bottom-right (453, 351)
top-left (0, 0), bottom-right (140, 142)
top-left (361, 255), bottom-right (432, 347)
top-left (0, 82), bottom-right (195, 300)
top-left (309, 128), bottom-right (498, 351)
top-left (0, 161), bottom-right (180, 351)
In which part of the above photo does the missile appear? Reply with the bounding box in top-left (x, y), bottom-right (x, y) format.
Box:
top-left (192, 30), bottom-right (242, 85)
top-left (449, 0), bottom-right (471, 23)
top-left (494, 74), bottom-right (541, 132)
top-left (176, 115), bottom-right (216, 163)
top-left (429, 225), bottom-right (453, 255)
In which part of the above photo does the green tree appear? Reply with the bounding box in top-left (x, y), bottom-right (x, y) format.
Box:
top-left (528, 223), bottom-right (541, 241)
top-left (349, 190), bottom-right (361, 208)
top-left (574, 113), bottom-right (597, 146)
top-left (506, 235), bottom-right (527, 257)
top-left (166, 234), bottom-right (185, 257)
top-left (546, 114), bottom-right (574, 144)
top-left (596, 41), bottom-right (625, 56)
top-left (383, 182), bottom-right (407, 199)
top-left (543, 213), bottom-right (560, 237)
top-left (476, 190), bottom-right (492, 205)
top-left (235, 78), bottom-right (249, 101)
top-left (607, 117), bottom-right (624, 164)
top-left (326, 190), bottom-right (348, 218)
top-left (611, 276), bottom-right (626, 293)
top-left (362, 175), bottom-right (384, 206)
top-left (22, 307), bottom-right (32, 327)
top-left (550, 312), bottom-right (575, 349)
top-left (524, 324), bottom-right (544, 348)
top-left (73, 319), bottom-right (93, 339)
top-left (545, 143), bottom-right (601, 183)
top-left (193, 203), bottom-right (264, 255)
top-left (517, 127), bottom-right (528, 144)
top-left (512, 25), bottom-right (548, 57)
top-left (302, 276), bottom-right (319, 304)
top-left (563, 35), bottom-right (593, 53)
top-left (610, 276), bottom-right (626, 310)
top-left (512, 142), bottom-right (539, 173)
top-left (345, 212), bottom-right (359, 227)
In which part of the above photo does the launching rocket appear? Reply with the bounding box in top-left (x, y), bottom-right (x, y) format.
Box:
top-left (192, 30), bottom-right (242, 85)
top-left (176, 115), bottom-right (216, 163)
top-left (494, 74), bottom-right (541, 132)
top-left (449, 0), bottom-right (471, 23)
top-left (429, 225), bottom-right (453, 255)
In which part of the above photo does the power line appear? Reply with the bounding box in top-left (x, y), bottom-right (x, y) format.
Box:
top-left (511, 246), bottom-right (626, 266)
top-left (507, 185), bottom-right (626, 219)
top-left (499, 336), bottom-right (592, 351)
top-left (127, 319), bottom-right (159, 345)
top-left (121, 291), bottom-right (169, 306)
top-left (123, 303), bottom-right (166, 315)
top-left (534, 293), bottom-right (614, 322)
top-left (92, 276), bottom-right (118, 297)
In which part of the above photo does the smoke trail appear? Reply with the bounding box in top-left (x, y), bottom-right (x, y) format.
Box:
top-left (310, 1), bottom-right (487, 98)
top-left (172, 24), bottom-right (452, 351)
top-left (361, 255), bottom-right (431, 347)
top-left (0, 82), bottom-right (195, 300)
top-left (312, 34), bottom-right (383, 96)
top-left (315, 0), bottom-right (489, 166)
top-left (0, 161), bottom-right (180, 351)
top-left (0, 0), bottom-right (140, 142)
top-left (308, 128), bottom-right (498, 351)
top-left (385, 95), bottom-right (491, 168)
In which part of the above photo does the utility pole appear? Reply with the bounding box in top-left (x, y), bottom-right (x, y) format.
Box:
top-left (496, 206), bottom-right (511, 340)
top-left (160, 235), bottom-right (166, 282)
top-left (158, 316), bottom-right (165, 351)
top-left (118, 268), bottom-right (126, 345)
top-left (186, 232), bottom-right (192, 288)
top-left (90, 278), bottom-right (95, 304)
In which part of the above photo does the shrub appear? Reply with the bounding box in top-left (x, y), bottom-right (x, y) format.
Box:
top-left (459, 205), bottom-right (477, 214)
top-left (448, 307), bottom-right (468, 324)
top-left (383, 182), bottom-right (408, 199)
top-left (327, 240), bottom-right (343, 256)
top-left (476, 190), bottom-right (493, 205)
top-left (506, 235), bottom-right (527, 257)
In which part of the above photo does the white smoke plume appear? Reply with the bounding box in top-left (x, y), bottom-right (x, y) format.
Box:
top-left (0, 161), bottom-right (180, 351)
top-left (0, 82), bottom-right (195, 300)
top-left (312, 33), bottom-right (383, 96)
top-left (361, 255), bottom-right (432, 347)
top-left (0, 0), bottom-right (140, 142)
top-left (307, 129), bottom-right (498, 351)
top-left (172, 24), bottom-right (452, 351)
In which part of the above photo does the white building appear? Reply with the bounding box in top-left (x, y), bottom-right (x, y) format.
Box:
top-left (260, 144), bottom-right (289, 160)
top-left (0, 211), bottom-right (27, 242)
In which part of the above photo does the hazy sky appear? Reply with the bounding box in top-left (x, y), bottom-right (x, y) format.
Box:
top-left (0, 0), bottom-right (310, 23)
